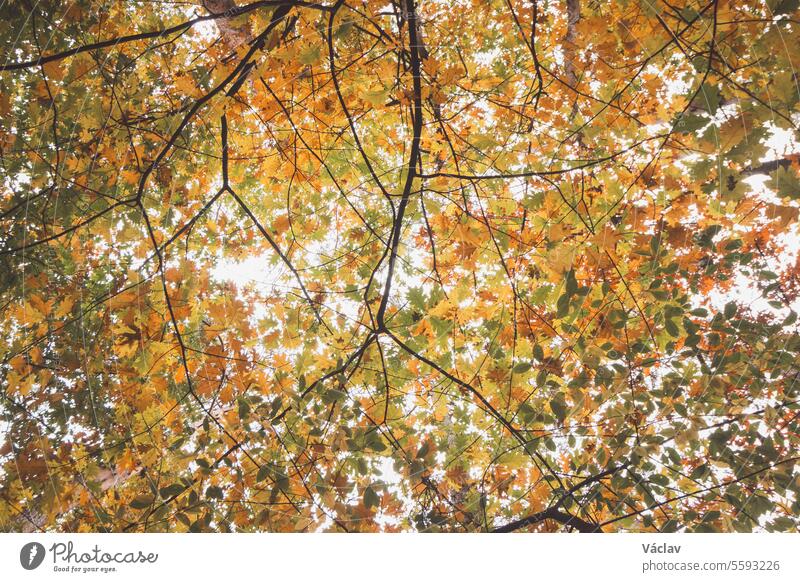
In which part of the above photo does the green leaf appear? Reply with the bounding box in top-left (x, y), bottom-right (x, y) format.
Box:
top-left (256, 465), bottom-right (271, 483)
top-left (565, 269), bottom-right (578, 296)
top-left (363, 485), bottom-right (380, 509)
top-left (363, 87), bottom-right (391, 107)
top-left (774, 0), bottom-right (800, 15)
top-left (298, 45), bottom-right (321, 65)
top-left (335, 18), bottom-right (354, 38)
top-left (206, 485), bottom-right (223, 499)
top-left (323, 388), bottom-right (347, 403)
top-left (513, 361), bottom-right (532, 373)
top-left (131, 494), bottom-right (155, 509)
top-left (693, 83), bottom-right (721, 114)
top-left (366, 431), bottom-right (387, 452)
top-left (159, 484), bottom-right (185, 499)
top-left (650, 474), bottom-right (670, 487)
top-left (556, 293), bottom-right (571, 318)
top-left (517, 402), bottom-right (537, 423)
top-left (664, 318), bottom-right (680, 338)
top-left (550, 397), bottom-right (568, 422)
top-left (767, 165), bottom-right (800, 200)
top-left (238, 397), bottom-right (251, 420)
top-left (674, 113), bottom-right (707, 134)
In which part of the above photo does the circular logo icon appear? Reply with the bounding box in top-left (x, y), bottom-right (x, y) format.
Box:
top-left (20, 542), bottom-right (46, 570)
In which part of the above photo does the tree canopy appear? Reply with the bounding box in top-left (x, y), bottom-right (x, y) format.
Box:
top-left (1, 0), bottom-right (799, 532)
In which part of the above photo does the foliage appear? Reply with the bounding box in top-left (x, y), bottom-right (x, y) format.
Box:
top-left (1, 0), bottom-right (799, 532)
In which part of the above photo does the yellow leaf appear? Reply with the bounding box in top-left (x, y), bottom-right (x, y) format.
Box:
top-left (273, 214), bottom-right (290, 235)
top-left (55, 297), bottom-right (75, 319)
top-left (7, 370), bottom-right (35, 397)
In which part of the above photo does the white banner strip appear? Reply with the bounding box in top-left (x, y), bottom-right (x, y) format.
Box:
top-left (1, 533), bottom-right (798, 581)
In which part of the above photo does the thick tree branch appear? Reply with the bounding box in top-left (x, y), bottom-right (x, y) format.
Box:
top-left (493, 508), bottom-right (601, 533)
top-left (0, 1), bottom-right (330, 72)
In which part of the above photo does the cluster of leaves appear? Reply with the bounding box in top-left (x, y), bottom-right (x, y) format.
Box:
top-left (1, 0), bottom-right (799, 532)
